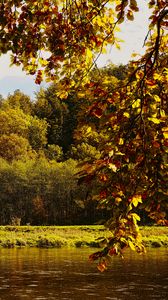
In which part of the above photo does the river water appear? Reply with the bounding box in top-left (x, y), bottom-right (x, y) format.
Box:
top-left (0, 248), bottom-right (167, 300)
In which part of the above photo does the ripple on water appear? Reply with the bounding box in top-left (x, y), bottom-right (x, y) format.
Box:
top-left (105, 297), bottom-right (120, 300)
top-left (115, 285), bottom-right (129, 292)
top-left (74, 287), bottom-right (92, 291)
top-left (0, 248), bottom-right (167, 300)
top-left (28, 284), bottom-right (38, 287)
top-left (87, 293), bottom-right (101, 296)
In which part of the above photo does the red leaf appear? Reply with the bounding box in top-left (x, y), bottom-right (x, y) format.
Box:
top-left (115, 4), bottom-right (122, 11)
top-left (109, 247), bottom-right (117, 256)
top-left (146, 79), bottom-right (156, 86)
top-left (89, 251), bottom-right (102, 261)
top-left (100, 190), bottom-right (107, 199)
top-left (92, 108), bottom-right (103, 118)
top-left (152, 141), bottom-right (160, 148)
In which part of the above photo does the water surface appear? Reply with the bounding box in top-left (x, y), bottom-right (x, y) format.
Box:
top-left (0, 248), bottom-right (167, 300)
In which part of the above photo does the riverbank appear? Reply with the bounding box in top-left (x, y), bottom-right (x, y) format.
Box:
top-left (0, 225), bottom-right (167, 248)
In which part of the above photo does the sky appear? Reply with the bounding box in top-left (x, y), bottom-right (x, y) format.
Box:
top-left (0, 1), bottom-right (150, 99)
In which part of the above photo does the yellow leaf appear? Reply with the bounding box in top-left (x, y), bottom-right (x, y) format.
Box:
top-left (115, 197), bottom-right (122, 204)
top-left (57, 91), bottom-right (68, 99)
top-left (116, 151), bottom-right (125, 155)
top-left (39, 57), bottom-right (49, 66)
top-left (160, 110), bottom-right (166, 118)
top-left (86, 48), bottom-right (93, 66)
top-left (153, 73), bottom-right (163, 80)
top-left (109, 163), bottom-right (117, 172)
top-left (31, 57), bottom-right (36, 64)
top-left (135, 71), bottom-right (143, 80)
top-left (128, 240), bottom-right (135, 250)
top-left (39, 24), bottom-right (46, 30)
top-left (115, 43), bottom-right (121, 50)
top-left (131, 195), bottom-right (142, 207)
top-left (86, 126), bottom-right (92, 134)
top-left (119, 138), bottom-right (124, 145)
top-left (124, 112), bottom-right (130, 118)
top-left (93, 15), bottom-right (104, 27)
top-left (132, 213), bottom-right (141, 221)
top-left (148, 117), bottom-right (161, 124)
top-left (154, 95), bottom-right (161, 102)
top-left (163, 132), bottom-right (168, 139)
top-left (132, 99), bottom-right (141, 108)
top-left (102, 48), bottom-right (107, 54)
top-left (77, 92), bottom-right (86, 98)
top-left (162, 127), bottom-right (168, 139)
top-left (109, 150), bottom-right (114, 157)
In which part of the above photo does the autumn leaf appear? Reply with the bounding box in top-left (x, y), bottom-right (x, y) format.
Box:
top-left (109, 247), bottom-right (117, 256)
top-left (99, 174), bottom-right (108, 182)
top-left (108, 163), bottom-right (117, 172)
top-left (97, 261), bottom-right (107, 272)
top-left (128, 240), bottom-right (136, 251)
top-left (162, 127), bottom-right (168, 139)
top-left (115, 197), bottom-right (122, 204)
top-left (127, 10), bottom-right (134, 21)
top-left (131, 213), bottom-right (141, 222)
top-left (92, 108), bottom-right (103, 118)
top-left (130, 195), bottom-right (142, 207)
top-left (148, 117), bottom-right (161, 124)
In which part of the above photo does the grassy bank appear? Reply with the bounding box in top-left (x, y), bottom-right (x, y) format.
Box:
top-left (0, 225), bottom-right (167, 249)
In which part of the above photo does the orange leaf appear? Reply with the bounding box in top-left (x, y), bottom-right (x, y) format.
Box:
top-left (97, 261), bottom-right (107, 272)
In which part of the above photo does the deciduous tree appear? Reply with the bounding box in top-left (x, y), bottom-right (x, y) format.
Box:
top-left (4, 89), bottom-right (33, 114)
top-left (0, 104), bottom-right (48, 156)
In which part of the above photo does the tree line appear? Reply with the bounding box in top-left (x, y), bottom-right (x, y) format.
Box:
top-left (0, 64), bottom-right (124, 225)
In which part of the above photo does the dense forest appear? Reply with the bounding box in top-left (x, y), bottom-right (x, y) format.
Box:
top-left (0, 64), bottom-right (126, 226)
top-left (0, 61), bottom-right (166, 226)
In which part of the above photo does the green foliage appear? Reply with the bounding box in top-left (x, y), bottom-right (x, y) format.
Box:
top-left (28, 116), bottom-right (48, 150)
top-left (33, 87), bottom-right (68, 147)
top-left (70, 142), bottom-right (101, 161)
top-left (45, 144), bottom-right (63, 161)
top-left (34, 85), bottom-right (78, 153)
top-left (0, 96), bottom-right (48, 156)
top-left (3, 90), bottom-right (33, 114)
top-left (0, 156), bottom-right (89, 225)
top-left (0, 107), bottom-right (29, 137)
top-left (0, 134), bottom-right (32, 161)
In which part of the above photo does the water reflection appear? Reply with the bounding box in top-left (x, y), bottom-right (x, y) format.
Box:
top-left (0, 248), bottom-right (167, 300)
